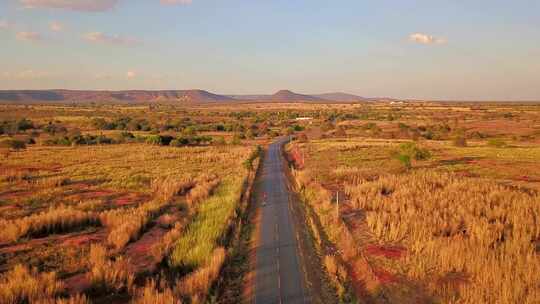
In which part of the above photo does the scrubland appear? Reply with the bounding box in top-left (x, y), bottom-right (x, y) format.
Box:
top-left (1, 101), bottom-right (540, 303)
top-left (287, 101), bottom-right (540, 304)
top-left (0, 104), bottom-right (267, 303)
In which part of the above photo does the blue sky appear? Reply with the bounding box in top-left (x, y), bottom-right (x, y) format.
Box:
top-left (1, 0), bottom-right (539, 100)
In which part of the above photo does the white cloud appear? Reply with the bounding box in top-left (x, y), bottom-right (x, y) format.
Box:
top-left (409, 33), bottom-right (446, 45)
top-left (16, 31), bottom-right (42, 42)
top-left (84, 32), bottom-right (140, 46)
top-left (20, 0), bottom-right (119, 12)
top-left (49, 21), bottom-right (64, 32)
top-left (126, 71), bottom-right (137, 79)
top-left (160, 0), bottom-right (192, 5)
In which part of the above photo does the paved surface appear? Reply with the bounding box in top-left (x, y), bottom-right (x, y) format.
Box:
top-left (254, 138), bottom-right (308, 304)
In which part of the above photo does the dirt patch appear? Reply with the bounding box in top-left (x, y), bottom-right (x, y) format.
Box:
top-left (365, 245), bottom-right (406, 260)
top-left (64, 273), bottom-right (91, 294)
top-left (61, 230), bottom-right (107, 247)
top-left (124, 224), bottom-right (167, 274)
top-left (114, 192), bottom-right (151, 207)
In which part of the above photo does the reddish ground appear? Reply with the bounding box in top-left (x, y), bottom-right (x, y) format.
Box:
top-left (365, 245), bottom-right (406, 259)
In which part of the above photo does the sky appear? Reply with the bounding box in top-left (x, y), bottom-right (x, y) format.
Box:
top-left (1, 0), bottom-right (539, 100)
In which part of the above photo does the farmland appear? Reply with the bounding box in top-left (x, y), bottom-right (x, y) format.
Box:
top-left (1, 101), bottom-right (540, 303)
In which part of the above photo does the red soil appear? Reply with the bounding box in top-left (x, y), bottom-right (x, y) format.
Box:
top-left (365, 244), bottom-right (406, 259)
top-left (0, 189), bottom-right (32, 200)
top-left (372, 268), bottom-right (398, 284)
top-left (113, 192), bottom-right (150, 207)
top-left (61, 230), bottom-right (107, 247)
top-left (124, 223), bottom-right (168, 274)
top-left (64, 273), bottom-right (91, 294)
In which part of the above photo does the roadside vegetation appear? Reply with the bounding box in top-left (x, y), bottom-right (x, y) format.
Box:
top-left (1, 101), bottom-right (539, 303)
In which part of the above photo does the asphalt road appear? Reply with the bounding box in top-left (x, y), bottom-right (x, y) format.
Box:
top-left (254, 138), bottom-right (308, 304)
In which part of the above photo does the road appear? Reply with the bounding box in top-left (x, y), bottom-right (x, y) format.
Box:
top-left (254, 138), bottom-right (308, 304)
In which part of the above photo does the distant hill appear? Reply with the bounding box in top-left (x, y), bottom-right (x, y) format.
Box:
top-left (0, 89), bottom-right (235, 104)
top-left (0, 89), bottom-right (370, 104)
top-left (313, 92), bottom-right (365, 102)
top-left (270, 90), bottom-right (323, 101)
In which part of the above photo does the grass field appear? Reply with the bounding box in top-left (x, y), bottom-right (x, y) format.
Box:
top-left (1, 102), bottom-right (540, 303)
top-left (288, 135), bottom-right (540, 303)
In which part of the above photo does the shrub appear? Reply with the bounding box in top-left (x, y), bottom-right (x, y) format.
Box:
top-left (231, 133), bottom-right (242, 145)
top-left (0, 138), bottom-right (26, 150)
top-left (213, 136), bottom-right (226, 146)
top-left (398, 142), bottom-right (431, 160)
top-left (394, 153), bottom-right (411, 169)
top-left (146, 135), bottom-right (162, 145)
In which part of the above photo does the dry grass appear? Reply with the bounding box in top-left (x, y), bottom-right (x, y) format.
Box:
top-left (0, 264), bottom-right (63, 303)
top-left (346, 170), bottom-right (540, 303)
top-left (177, 247), bottom-right (226, 303)
top-left (292, 138), bottom-right (540, 303)
top-left (131, 279), bottom-right (182, 304)
top-left (186, 175), bottom-right (220, 207)
top-left (0, 206), bottom-right (98, 243)
top-left (87, 244), bottom-right (135, 293)
top-left (151, 222), bottom-right (185, 263)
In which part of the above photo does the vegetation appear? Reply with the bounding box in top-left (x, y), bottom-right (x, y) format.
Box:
top-left (1, 101), bottom-right (539, 303)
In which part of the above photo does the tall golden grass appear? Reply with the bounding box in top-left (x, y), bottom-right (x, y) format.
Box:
top-left (0, 264), bottom-right (63, 303)
top-left (0, 206), bottom-right (98, 243)
top-left (186, 175), bottom-right (220, 207)
top-left (131, 279), bottom-right (182, 304)
top-left (87, 244), bottom-right (134, 293)
top-left (99, 176), bottom-right (188, 251)
top-left (177, 247), bottom-right (226, 303)
top-left (296, 157), bottom-right (540, 303)
top-left (151, 222), bottom-right (184, 263)
top-left (344, 170), bottom-right (540, 303)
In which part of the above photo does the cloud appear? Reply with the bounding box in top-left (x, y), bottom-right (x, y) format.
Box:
top-left (0, 20), bottom-right (15, 30)
top-left (160, 0), bottom-right (192, 5)
top-left (126, 71), bottom-right (137, 79)
top-left (409, 33), bottom-right (446, 45)
top-left (19, 0), bottom-right (119, 12)
top-left (49, 21), bottom-right (64, 32)
top-left (16, 31), bottom-right (42, 42)
top-left (84, 32), bottom-right (140, 46)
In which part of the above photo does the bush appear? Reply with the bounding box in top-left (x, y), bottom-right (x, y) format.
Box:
top-left (398, 142), bottom-right (431, 160)
top-left (394, 153), bottom-right (411, 169)
top-left (145, 135), bottom-right (162, 146)
top-left (213, 136), bottom-right (226, 146)
top-left (0, 138), bottom-right (26, 150)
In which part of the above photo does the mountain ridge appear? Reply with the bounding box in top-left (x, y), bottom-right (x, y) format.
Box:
top-left (0, 89), bottom-right (368, 104)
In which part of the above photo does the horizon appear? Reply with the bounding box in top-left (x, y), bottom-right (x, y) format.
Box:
top-left (1, 0), bottom-right (540, 101)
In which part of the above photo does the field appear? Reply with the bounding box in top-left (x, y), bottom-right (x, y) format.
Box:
top-left (0, 104), bottom-right (273, 303)
top-left (285, 102), bottom-right (540, 303)
top-left (1, 101), bottom-right (540, 303)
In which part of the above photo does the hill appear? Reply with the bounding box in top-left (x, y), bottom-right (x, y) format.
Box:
top-left (0, 89), bottom-right (235, 104)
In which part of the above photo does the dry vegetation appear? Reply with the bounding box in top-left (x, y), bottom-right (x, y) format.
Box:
top-left (1, 102), bottom-right (539, 303)
top-left (288, 102), bottom-right (540, 304)
top-left (0, 104), bottom-right (266, 303)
